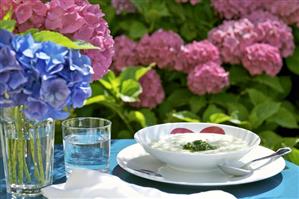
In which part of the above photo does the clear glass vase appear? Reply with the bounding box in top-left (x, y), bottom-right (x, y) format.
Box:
top-left (0, 106), bottom-right (55, 197)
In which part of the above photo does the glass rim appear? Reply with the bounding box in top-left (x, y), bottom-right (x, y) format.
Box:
top-left (61, 117), bottom-right (111, 129)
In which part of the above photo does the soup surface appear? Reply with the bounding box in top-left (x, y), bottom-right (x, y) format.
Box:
top-left (150, 133), bottom-right (248, 154)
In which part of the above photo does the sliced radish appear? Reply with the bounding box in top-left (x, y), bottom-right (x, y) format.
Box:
top-left (170, 128), bottom-right (194, 134)
top-left (200, 126), bottom-right (225, 134)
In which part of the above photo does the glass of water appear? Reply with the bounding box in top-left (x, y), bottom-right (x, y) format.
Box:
top-left (62, 117), bottom-right (111, 177)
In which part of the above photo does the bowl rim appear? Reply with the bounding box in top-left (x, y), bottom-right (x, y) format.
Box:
top-left (134, 122), bottom-right (261, 157)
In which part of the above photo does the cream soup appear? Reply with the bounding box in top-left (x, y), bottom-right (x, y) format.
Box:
top-left (150, 133), bottom-right (248, 154)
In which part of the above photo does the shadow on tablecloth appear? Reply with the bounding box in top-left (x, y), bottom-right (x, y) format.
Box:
top-left (112, 165), bottom-right (283, 198)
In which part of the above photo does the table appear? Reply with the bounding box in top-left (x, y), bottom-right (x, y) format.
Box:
top-left (1, 139), bottom-right (299, 198)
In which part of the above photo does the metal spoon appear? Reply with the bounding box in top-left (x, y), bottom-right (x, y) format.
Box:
top-left (218, 147), bottom-right (292, 176)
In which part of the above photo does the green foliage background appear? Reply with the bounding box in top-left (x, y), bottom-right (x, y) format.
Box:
top-left (72, 0), bottom-right (299, 164)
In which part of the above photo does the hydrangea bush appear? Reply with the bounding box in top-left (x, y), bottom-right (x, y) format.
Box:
top-left (80, 0), bottom-right (299, 165)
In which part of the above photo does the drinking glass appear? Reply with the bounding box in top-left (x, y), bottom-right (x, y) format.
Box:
top-left (62, 117), bottom-right (111, 177)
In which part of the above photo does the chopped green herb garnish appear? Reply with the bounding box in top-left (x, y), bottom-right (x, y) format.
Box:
top-left (183, 140), bottom-right (216, 152)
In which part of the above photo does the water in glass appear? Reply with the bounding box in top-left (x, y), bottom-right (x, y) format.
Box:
top-left (63, 132), bottom-right (110, 177)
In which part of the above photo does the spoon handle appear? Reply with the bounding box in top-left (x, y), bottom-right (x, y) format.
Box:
top-left (249, 147), bottom-right (291, 164)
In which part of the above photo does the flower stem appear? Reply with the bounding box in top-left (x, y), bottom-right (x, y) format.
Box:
top-left (24, 152), bottom-right (31, 182)
top-left (36, 132), bottom-right (45, 184)
top-left (16, 114), bottom-right (24, 184)
top-left (7, 139), bottom-right (13, 184)
top-left (11, 140), bottom-right (17, 184)
top-left (29, 133), bottom-right (41, 182)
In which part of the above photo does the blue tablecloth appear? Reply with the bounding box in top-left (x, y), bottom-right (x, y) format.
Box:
top-left (1, 139), bottom-right (299, 198)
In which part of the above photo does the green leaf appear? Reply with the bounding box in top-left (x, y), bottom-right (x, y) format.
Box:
top-left (293, 26), bottom-right (299, 44)
top-left (128, 109), bottom-right (157, 127)
top-left (279, 76), bottom-right (292, 98)
top-left (166, 89), bottom-right (193, 107)
top-left (259, 131), bottom-right (283, 149)
top-left (203, 104), bottom-right (224, 122)
top-left (171, 111), bottom-right (200, 122)
top-left (209, 113), bottom-right (231, 123)
top-left (286, 47), bottom-right (299, 75)
top-left (229, 65), bottom-right (250, 85)
top-left (249, 101), bottom-right (281, 128)
top-left (32, 31), bottom-right (99, 49)
top-left (268, 107), bottom-right (299, 129)
top-left (252, 75), bottom-right (284, 93)
top-left (158, 89), bottom-right (193, 118)
top-left (247, 88), bottom-right (270, 106)
top-left (226, 103), bottom-right (249, 121)
top-left (166, 1), bottom-right (185, 21)
top-left (119, 79), bottom-right (142, 102)
top-left (180, 22), bottom-right (197, 41)
top-left (139, 109), bottom-right (157, 126)
top-left (287, 148), bottom-right (299, 165)
top-left (0, 19), bottom-right (16, 32)
top-left (19, 28), bottom-right (39, 35)
top-left (119, 66), bottom-right (152, 83)
top-left (128, 110), bottom-right (146, 127)
top-left (189, 96), bottom-right (206, 113)
top-left (99, 71), bottom-right (118, 92)
top-left (128, 21), bottom-right (148, 40)
top-left (84, 94), bottom-right (115, 106)
top-left (209, 93), bottom-right (238, 107)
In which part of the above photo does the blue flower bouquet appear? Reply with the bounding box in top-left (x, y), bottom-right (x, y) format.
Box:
top-left (0, 0), bottom-right (114, 196)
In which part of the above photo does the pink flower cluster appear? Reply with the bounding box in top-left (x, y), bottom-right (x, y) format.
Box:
top-left (111, 0), bottom-right (136, 15)
top-left (242, 44), bottom-right (282, 76)
top-left (136, 29), bottom-right (184, 70)
top-left (175, 40), bottom-right (221, 73)
top-left (7, 0), bottom-right (48, 32)
top-left (208, 11), bottom-right (294, 76)
top-left (211, 0), bottom-right (299, 27)
top-left (211, 0), bottom-right (264, 19)
top-left (5, 0), bottom-right (114, 80)
top-left (45, 0), bottom-right (114, 80)
top-left (130, 70), bottom-right (165, 109)
top-left (208, 18), bottom-right (257, 64)
top-left (264, 0), bottom-right (299, 27)
top-left (188, 62), bottom-right (229, 95)
top-left (176, 0), bottom-right (201, 5)
top-left (112, 30), bottom-right (229, 97)
top-left (246, 11), bottom-right (294, 58)
top-left (111, 35), bottom-right (138, 73)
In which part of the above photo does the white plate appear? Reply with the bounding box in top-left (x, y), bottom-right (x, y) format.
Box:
top-left (116, 144), bottom-right (285, 186)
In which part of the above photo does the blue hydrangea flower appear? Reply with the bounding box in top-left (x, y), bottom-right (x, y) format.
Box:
top-left (40, 78), bottom-right (71, 109)
top-left (0, 29), bottom-right (27, 107)
top-left (0, 29), bottom-right (93, 121)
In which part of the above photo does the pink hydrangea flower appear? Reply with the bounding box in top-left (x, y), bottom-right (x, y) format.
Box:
top-left (187, 62), bottom-right (229, 95)
top-left (176, 0), bottom-right (201, 5)
top-left (111, 35), bottom-right (139, 73)
top-left (136, 29), bottom-right (184, 70)
top-left (264, 0), bottom-right (299, 27)
top-left (175, 40), bottom-right (220, 73)
top-left (246, 11), bottom-right (295, 57)
top-left (112, 0), bottom-right (136, 15)
top-left (45, 0), bottom-right (114, 80)
top-left (12, 0), bottom-right (48, 32)
top-left (242, 43), bottom-right (282, 76)
top-left (208, 19), bottom-right (258, 64)
top-left (130, 70), bottom-right (165, 109)
top-left (211, 0), bottom-right (264, 19)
